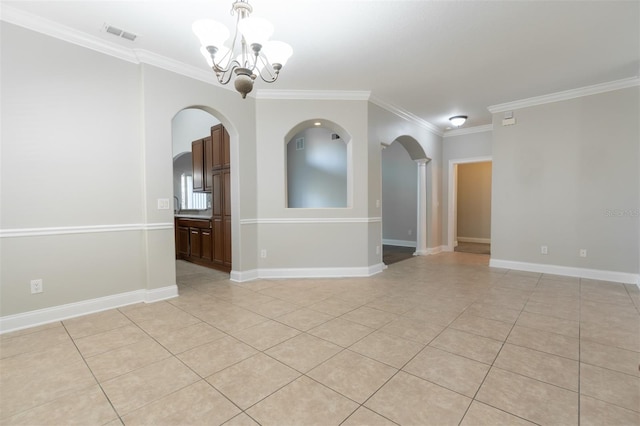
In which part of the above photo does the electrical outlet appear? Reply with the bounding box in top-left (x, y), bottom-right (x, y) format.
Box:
top-left (157, 198), bottom-right (170, 210)
top-left (579, 249), bottom-right (587, 258)
top-left (408, 229), bottom-right (412, 236)
top-left (540, 245), bottom-right (548, 255)
top-left (376, 245), bottom-right (380, 255)
top-left (260, 249), bottom-right (267, 258)
top-left (30, 279), bottom-right (43, 294)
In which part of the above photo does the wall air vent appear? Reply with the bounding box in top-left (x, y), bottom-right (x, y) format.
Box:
top-left (295, 137), bottom-right (305, 150)
top-left (104, 24), bottom-right (137, 42)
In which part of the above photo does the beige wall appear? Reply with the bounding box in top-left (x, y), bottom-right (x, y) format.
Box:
top-left (491, 86), bottom-right (639, 275)
top-left (457, 162), bottom-right (492, 241)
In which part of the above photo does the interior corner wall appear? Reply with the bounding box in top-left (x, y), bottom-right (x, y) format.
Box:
top-left (442, 130), bottom-right (493, 248)
top-left (491, 86), bottom-right (640, 278)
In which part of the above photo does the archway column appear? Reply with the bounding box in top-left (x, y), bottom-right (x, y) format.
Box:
top-left (414, 158), bottom-right (429, 256)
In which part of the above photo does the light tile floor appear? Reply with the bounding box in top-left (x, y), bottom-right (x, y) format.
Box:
top-left (1, 253), bottom-right (639, 425)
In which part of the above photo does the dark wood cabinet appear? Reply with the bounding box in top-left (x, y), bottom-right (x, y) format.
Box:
top-left (177, 226), bottom-right (190, 257)
top-left (192, 136), bottom-right (213, 192)
top-left (175, 218), bottom-right (213, 265)
top-left (191, 138), bottom-right (204, 192)
top-left (177, 123), bottom-right (231, 273)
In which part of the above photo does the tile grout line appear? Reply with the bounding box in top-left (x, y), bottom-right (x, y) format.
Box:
top-left (460, 270), bottom-right (544, 424)
top-left (60, 321), bottom-right (123, 425)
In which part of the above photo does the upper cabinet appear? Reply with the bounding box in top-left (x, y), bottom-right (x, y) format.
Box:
top-left (210, 124), bottom-right (230, 171)
top-left (193, 125), bottom-right (229, 193)
top-left (191, 136), bottom-right (212, 192)
top-left (191, 138), bottom-right (204, 192)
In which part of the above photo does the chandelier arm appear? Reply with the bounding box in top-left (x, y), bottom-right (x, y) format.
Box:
top-left (215, 61), bottom-right (241, 85)
top-left (255, 55), bottom-right (278, 83)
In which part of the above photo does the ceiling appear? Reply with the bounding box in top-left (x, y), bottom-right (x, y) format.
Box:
top-left (2, 0), bottom-right (639, 131)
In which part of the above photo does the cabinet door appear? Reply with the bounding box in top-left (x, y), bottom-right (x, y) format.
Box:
top-left (203, 136), bottom-right (213, 192)
top-left (201, 228), bottom-right (213, 261)
top-left (212, 171), bottom-right (222, 217)
top-left (212, 218), bottom-right (224, 264)
top-left (223, 126), bottom-right (230, 168)
top-left (211, 124), bottom-right (223, 170)
top-left (190, 228), bottom-right (201, 259)
top-left (192, 139), bottom-right (204, 192)
top-left (177, 226), bottom-right (190, 258)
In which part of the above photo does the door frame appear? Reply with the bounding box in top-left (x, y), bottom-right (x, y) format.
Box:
top-left (447, 156), bottom-right (492, 251)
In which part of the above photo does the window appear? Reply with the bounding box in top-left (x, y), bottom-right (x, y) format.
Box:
top-left (181, 174), bottom-right (208, 210)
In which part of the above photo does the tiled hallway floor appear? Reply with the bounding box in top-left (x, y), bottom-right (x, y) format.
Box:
top-left (1, 253), bottom-right (639, 425)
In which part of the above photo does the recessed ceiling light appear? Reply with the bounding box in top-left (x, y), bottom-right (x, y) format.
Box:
top-left (314, 122), bottom-right (321, 126)
top-left (449, 115), bottom-right (467, 127)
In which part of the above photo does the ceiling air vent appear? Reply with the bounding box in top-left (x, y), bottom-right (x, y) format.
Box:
top-left (104, 24), bottom-right (137, 42)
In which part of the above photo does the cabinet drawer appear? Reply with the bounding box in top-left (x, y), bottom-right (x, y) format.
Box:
top-left (176, 218), bottom-right (211, 229)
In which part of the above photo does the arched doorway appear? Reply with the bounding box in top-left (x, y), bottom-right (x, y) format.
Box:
top-left (171, 107), bottom-right (233, 277)
top-left (381, 135), bottom-right (430, 264)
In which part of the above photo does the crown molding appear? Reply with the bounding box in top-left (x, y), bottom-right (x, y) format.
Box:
top-left (443, 124), bottom-right (493, 138)
top-left (488, 77), bottom-right (640, 113)
top-left (1, 4), bottom-right (139, 63)
top-left (369, 95), bottom-right (444, 137)
top-left (254, 90), bottom-right (371, 101)
top-left (0, 4), bottom-right (228, 90)
top-left (133, 49), bottom-right (221, 87)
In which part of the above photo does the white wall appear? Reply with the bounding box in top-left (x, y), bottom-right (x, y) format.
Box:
top-left (381, 141), bottom-right (417, 246)
top-left (491, 87), bottom-right (639, 280)
top-left (1, 23), bottom-right (147, 318)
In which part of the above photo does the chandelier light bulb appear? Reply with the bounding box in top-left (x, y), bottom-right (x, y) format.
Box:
top-left (192, 19), bottom-right (229, 50)
top-left (262, 41), bottom-right (293, 66)
top-left (238, 16), bottom-right (274, 46)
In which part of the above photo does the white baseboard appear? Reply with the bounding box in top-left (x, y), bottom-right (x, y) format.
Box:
top-left (457, 237), bottom-right (491, 244)
top-left (230, 269), bottom-right (259, 282)
top-left (0, 285), bottom-right (178, 334)
top-left (414, 245), bottom-right (447, 256)
top-left (231, 264), bottom-right (387, 282)
top-left (382, 239), bottom-right (416, 248)
top-left (490, 259), bottom-right (640, 286)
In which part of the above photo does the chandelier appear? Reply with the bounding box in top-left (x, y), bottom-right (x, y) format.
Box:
top-left (192, 0), bottom-right (293, 99)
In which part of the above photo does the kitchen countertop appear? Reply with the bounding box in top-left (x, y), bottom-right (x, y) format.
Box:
top-left (174, 212), bottom-right (211, 219)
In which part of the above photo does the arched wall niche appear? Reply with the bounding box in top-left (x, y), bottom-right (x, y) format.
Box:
top-left (285, 118), bottom-right (353, 209)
